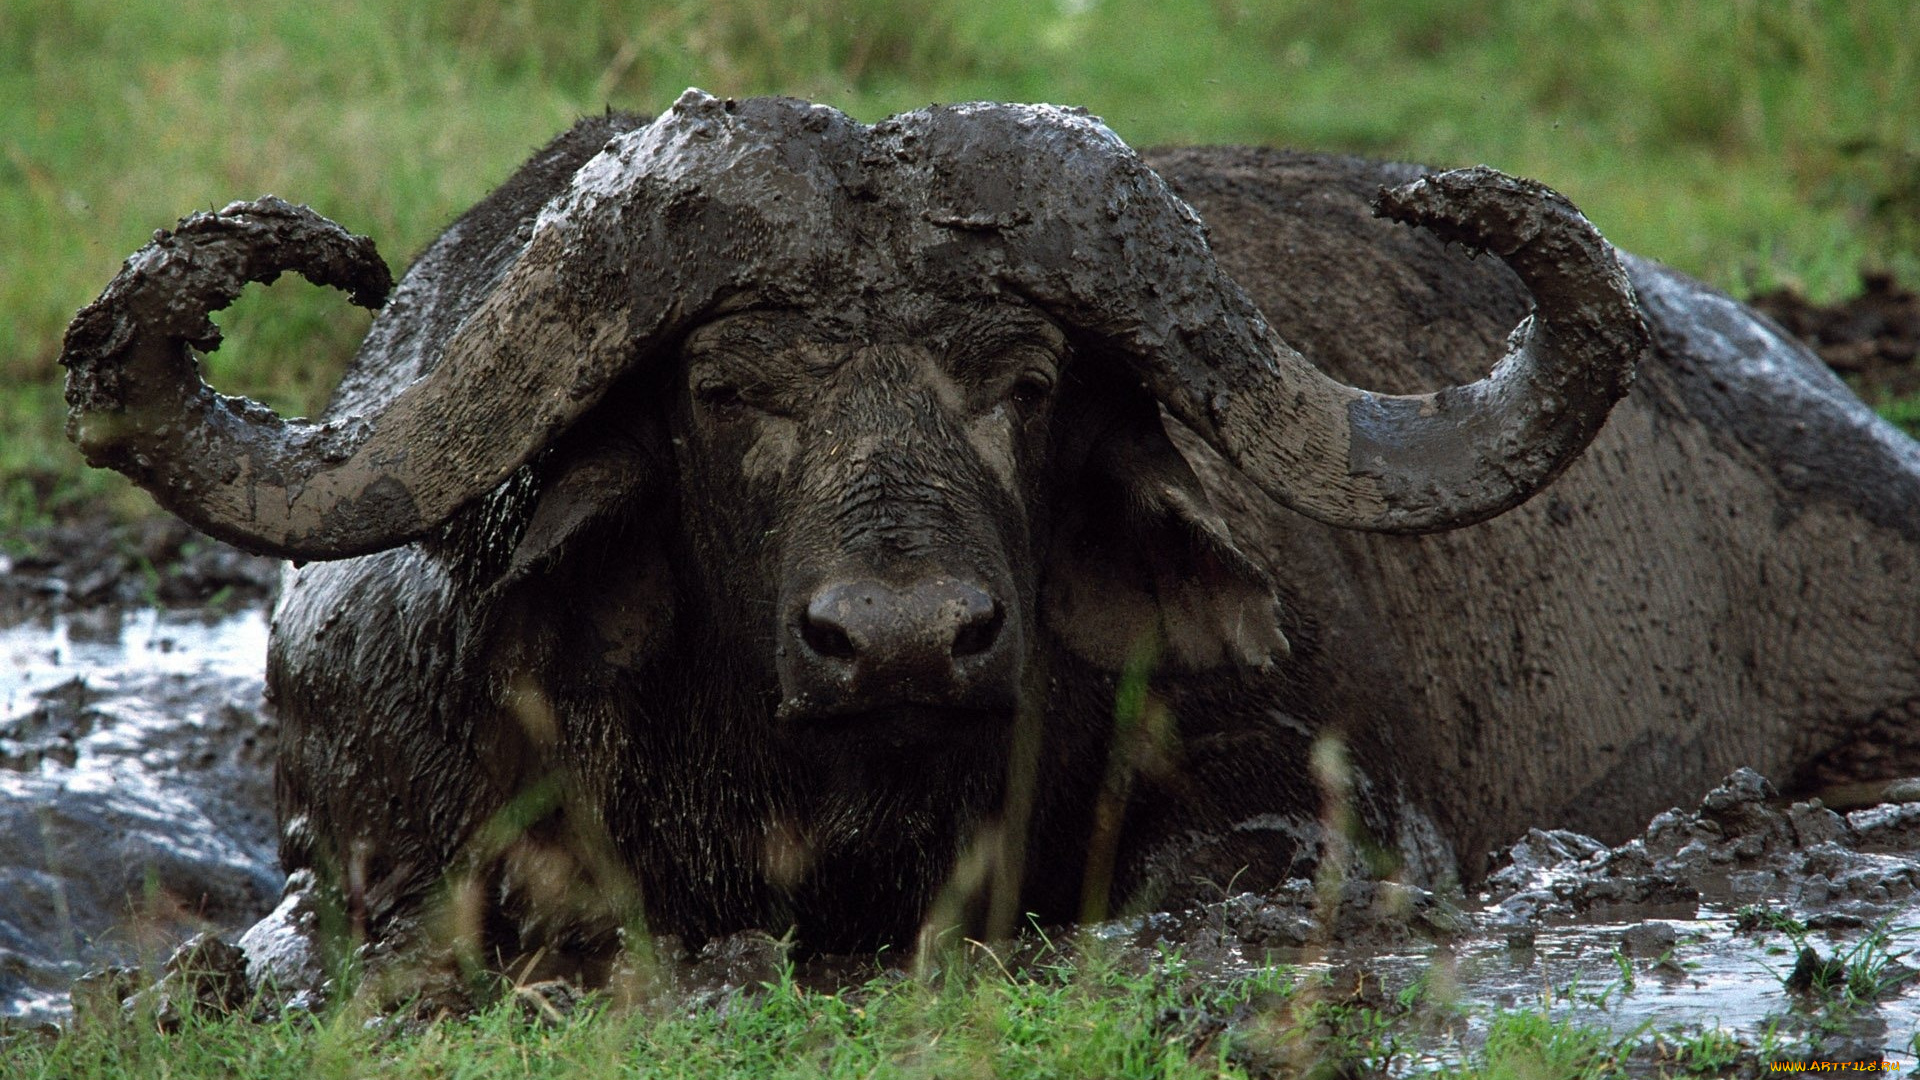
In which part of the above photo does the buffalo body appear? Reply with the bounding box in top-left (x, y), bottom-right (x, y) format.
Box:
top-left (61, 98), bottom-right (1920, 981)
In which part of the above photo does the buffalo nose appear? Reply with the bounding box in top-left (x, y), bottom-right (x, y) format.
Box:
top-left (799, 578), bottom-right (1004, 683)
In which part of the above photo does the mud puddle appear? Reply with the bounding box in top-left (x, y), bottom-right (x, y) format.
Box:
top-left (1061, 899), bottom-right (1916, 1072)
top-left (1345, 907), bottom-right (1919, 1069)
top-left (1, 607), bottom-right (268, 711)
top-left (1058, 768), bottom-right (1920, 1068)
top-left (653, 779), bottom-right (1920, 1069)
top-left (0, 607), bottom-right (277, 1024)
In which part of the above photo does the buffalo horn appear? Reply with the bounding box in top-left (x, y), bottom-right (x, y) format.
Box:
top-left (61, 96), bottom-right (1646, 556)
top-left (58, 92), bottom-right (860, 559)
top-left (1189, 168), bottom-right (1648, 533)
top-left (59, 197), bottom-right (643, 560)
top-left (882, 103), bottom-right (1648, 534)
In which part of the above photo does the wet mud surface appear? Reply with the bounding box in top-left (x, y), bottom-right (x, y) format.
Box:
top-left (3, 279), bottom-right (1918, 1064)
top-left (0, 605), bottom-right (276, 1024)
top-left (0, 513), bottom-right (283, 1023)
top-left (601, 772), bottom-right (1920, 1069)
top-left (0, 512), bottom-right (280, 625)
top-left (1044, 770), bottom-right (1920, 1068)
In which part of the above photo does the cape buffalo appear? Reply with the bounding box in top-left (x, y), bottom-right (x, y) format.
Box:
top-left (61, 92), bottom-right (1920, 984)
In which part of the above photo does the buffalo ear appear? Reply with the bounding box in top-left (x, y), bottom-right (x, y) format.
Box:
top-left (489, 415), bottom-right (677, 672)
top-left (503, 448), bottom-right (655, 582)
top-left (1042, 387), bottom-right (1290, 672)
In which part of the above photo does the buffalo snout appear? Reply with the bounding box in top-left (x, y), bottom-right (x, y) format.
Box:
top-left (778, 575), bottom-right (1021, 726)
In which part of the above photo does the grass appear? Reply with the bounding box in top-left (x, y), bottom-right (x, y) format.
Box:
top-left (0, 946), bottom-right (1286, 1079)
top-left (18, 886), bottom-right (1897, 1080)
top-left (1747, 911), bottom-right (1919, 1013)
top-left (3, 942), bottom-right (1693, 1080)
top-left (12, 932), bottom-right (1830, 1079)
top-left (3, 0), bottom-right (1918, 529)
top-left (14, 841), bottom-right (1909, 1077)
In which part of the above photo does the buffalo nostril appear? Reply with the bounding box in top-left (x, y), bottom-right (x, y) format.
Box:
top-left (801, 603), bottom-right (860, 661)
top-left (798, 578), bottom-right (1005, 679)
top-left (950, 602), bottom-right (1002, 659)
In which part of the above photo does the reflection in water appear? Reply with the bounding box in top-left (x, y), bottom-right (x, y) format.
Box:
top-left (1362, 911), bottom-right (1919, 1069)
top-left (1105, 898), bottom-right (1920, 1068)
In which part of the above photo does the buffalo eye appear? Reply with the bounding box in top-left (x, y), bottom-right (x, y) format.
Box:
top-left (693, 378), bottom-right (748, 419)
top-left (1007, 369), bottom-right (1056, 414)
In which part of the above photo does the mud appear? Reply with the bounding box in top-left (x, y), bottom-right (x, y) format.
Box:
top-left (1464, 770), bottom-right (1920, 1064)
top-left (1034, 769), bottom-right (1920, 1068)
top-left (9, 593), bottom-right (1914, 1069)
top-left (576, 770), bottom-right (1920, 1068)
top-left (0, 512), bottom-right (279, 624)
top-left (0, 514), bottom-right (280, 1028)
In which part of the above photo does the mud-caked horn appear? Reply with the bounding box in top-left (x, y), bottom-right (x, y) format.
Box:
top-left (60, 191), bottom-right (660, 560)
top-left (58, 92), bottom-right (868, 560)
top-left (64, 95), bottom-right (1643, 554)
top-left (875, 104), bottom-right (1648, 534)
top-left (1208, 167), bottom-right (1649, 533)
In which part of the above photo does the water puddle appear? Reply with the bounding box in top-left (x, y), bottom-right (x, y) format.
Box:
top-left (1382, 909), bottom-right (1920, 1068)
top-left (0, 607), bottom-right (277, 1024)
top-left (1090, 894), bottom-right (1919, 1069)
top-left (1, 607), bottom-right (269, 716)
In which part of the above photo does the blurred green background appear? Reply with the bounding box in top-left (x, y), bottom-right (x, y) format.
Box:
top-left (4, 0), bottom-right (1917, 526)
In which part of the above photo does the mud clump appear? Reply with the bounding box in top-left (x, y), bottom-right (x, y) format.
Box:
top-left (1484, 767), bottom-right (1920, 926)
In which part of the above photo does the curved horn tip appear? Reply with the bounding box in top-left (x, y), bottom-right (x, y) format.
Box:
top-left (58, 199), bottom-right (400, 558)
top-left (61, 199), bottom-right (393, 411)
top-left (1198, 164), bottom-right (1646, 536)
top-left (205, 197), bottom-right (395, 310)
top-left (1367, 166), bottom-right (1581, 258)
